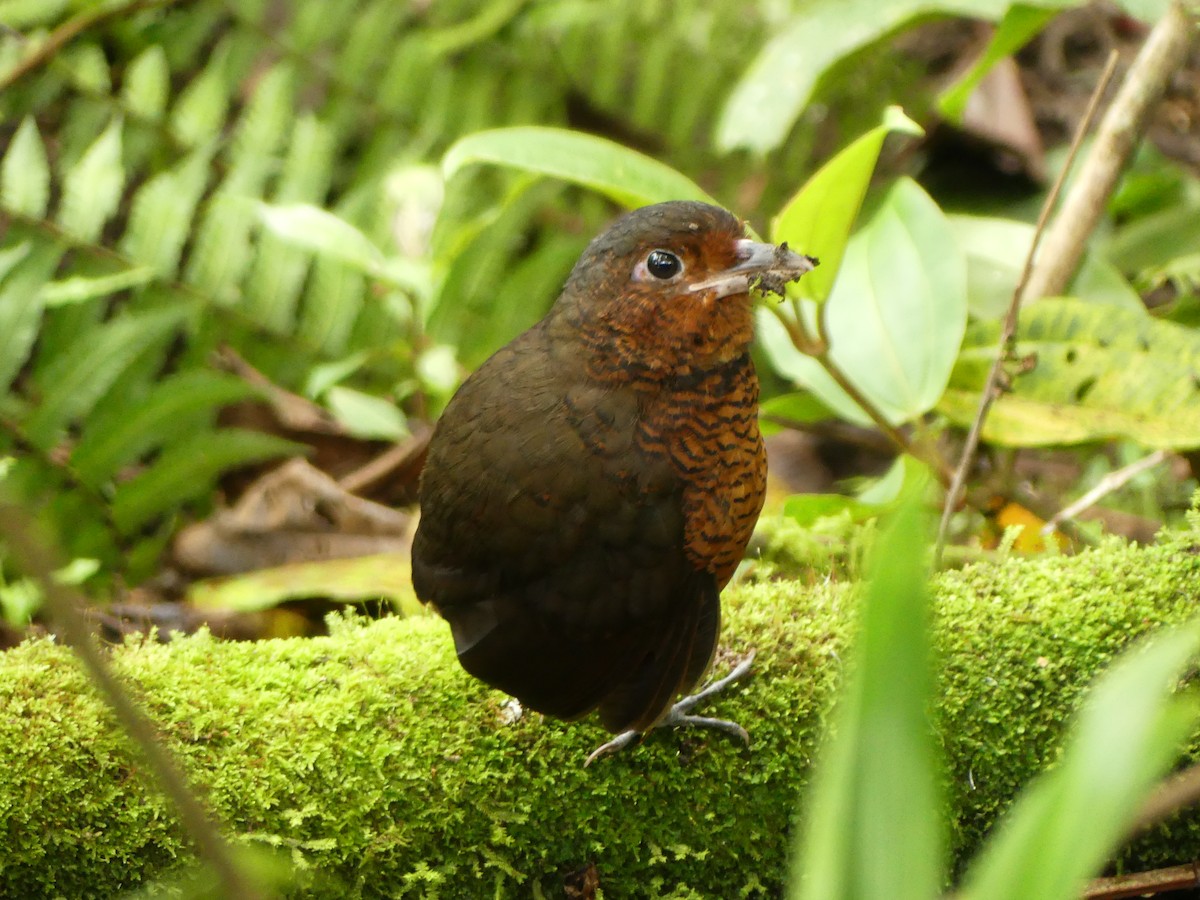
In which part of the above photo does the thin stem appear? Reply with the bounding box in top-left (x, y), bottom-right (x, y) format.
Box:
top-left (0, 510), bottom-right (262, 899)
top-left (933, 49), bottom-right (1122, 565)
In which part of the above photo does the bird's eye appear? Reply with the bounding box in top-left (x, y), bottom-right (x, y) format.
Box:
top-left (645, 249), bottom-right (682, 280)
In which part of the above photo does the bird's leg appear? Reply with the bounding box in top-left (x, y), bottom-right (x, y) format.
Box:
top-left (584, 650), bottom-right (756, 766)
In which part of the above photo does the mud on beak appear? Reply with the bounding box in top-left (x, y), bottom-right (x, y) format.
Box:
top-left (688, 239), bottom-right (818, 299)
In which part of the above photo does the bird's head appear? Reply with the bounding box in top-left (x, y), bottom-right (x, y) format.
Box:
top-left (554, 201), bottom-right (816, 380)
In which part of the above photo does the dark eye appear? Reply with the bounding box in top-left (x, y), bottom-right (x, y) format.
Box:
top-left (645, 249), bottom-right (682, 279)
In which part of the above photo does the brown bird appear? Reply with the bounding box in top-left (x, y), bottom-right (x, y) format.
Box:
top-left (412, 201), bottom-right (815, 758)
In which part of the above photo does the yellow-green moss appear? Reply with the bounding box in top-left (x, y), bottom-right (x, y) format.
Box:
top-left (1, 529), bottom-right (1199, 898)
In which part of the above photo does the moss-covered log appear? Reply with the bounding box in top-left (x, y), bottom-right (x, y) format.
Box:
top-left (3, 529), bottom-right (1200, 898)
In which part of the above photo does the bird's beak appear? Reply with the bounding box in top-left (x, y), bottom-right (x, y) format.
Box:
top-left (688, 239), bottom-right (818, 299)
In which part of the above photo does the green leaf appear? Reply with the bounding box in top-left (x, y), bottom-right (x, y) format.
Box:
top-left (939, 299), bottom-right (1200, 448)
top-left (938, 5), bottom-right (1058, 122)
top-left (23, 308), bottom-right (186, 449)
top-left (112, 429), bottom-right (303, 534)
top-left (773, 107), bottom-right (922, 303)
top-left (790, 489), bottom-right (942, 900)
top-left (760, 178), bottom-right (968, 426)
top-left (188, 553), bottom-right (422, 617)
top-left (717, 0), bottom-right (1024, 155)
top-left (0, 241), bottom-right (61, 393)
top-left (442, 126), bottom-right (714, 209)
top-left (58, 117), bottom-right (125, 242)
top-left (169, 42), bottom-right (232, 147)
top-left (40, 266), bottom-right (157, 308)
top-left (121, 45), bottom-right (170, 120)
top-left (120, 146), bottom-right (213, 276)
top-left (951, 215), bottom-right (1141, 319)
top-left (256, 202), bottom-right (386, 275)
top-left (2, 117), bottom-right (51, 218)
top-left (0, 0), bottom-right (69, 28)
top-left (759, 392), bottom-right (836, 436)
top-left (960, 621), bottom-right (1200, 900)
top-left (325, 386), bottom-right (408, 440)
top-left (70, 370), bottom-right (257, 485)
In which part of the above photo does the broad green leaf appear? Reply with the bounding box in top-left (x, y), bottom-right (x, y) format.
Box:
top-left (773, 107), bottom-right (922, 303)
top-left (188, 553), bottom-right (423, 617)
top-left (2, 117), bottom-right (50, 218)
top-left (443, 126), bottom-right (713, 209)
top-left (121, 45), bottom-right (169, 119)
top-left (960, 620), bottom-right (1200, 900)
top-left (716, 0), bottom-right (1061, 154)
top-left (760, 178), bottom-right (967, 426)
top-left (112, 429), bottom-right (303, 533)
top-left (325, 386), bottom-right (408, 440)
top-left (40, 266), bottom-right (157, 307)
top-left (58, 116), bottom-right (125, 242)
top-left (938, 6), bottom-right (1058, 122)
top-left (23, 308), bottom-right (185, 449)
top-left (0, 241), bottom-right (60, 393)
top-left (791, 490), bottom-right (942, 900)
top-left (951, 215), bottom-right (1141, 319)
top-left (256, 202), bottom-right (386, 275)
top-left (939, 299), bottom-right (1200, 448)
top-left (1102, 199), bottom-right (1200, 278)
top-left (70, 370), bottom-right (257, 485)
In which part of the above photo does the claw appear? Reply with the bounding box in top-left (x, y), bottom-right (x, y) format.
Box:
top-left (583, 649), bottom-right (757, 766)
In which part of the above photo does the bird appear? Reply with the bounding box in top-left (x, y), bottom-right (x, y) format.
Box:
top-left (411, 200), bottom-right (816, 759)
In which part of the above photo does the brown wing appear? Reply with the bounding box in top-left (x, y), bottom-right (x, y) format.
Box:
top-left (412, 322), bottom-right (719, 732)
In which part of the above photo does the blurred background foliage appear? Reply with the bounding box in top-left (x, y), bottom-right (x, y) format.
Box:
top-left (0, 0), bottom-right (1198, 630)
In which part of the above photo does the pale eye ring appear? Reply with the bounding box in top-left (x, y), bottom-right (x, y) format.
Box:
top-left (644, 249), bottom-right (683, 280)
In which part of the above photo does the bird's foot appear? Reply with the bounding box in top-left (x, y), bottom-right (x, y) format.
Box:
top-left (584, 650), bottom-right (756, 766)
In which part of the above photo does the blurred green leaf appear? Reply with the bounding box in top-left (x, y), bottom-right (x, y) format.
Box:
top-left (940, 299), bottom-right (1200, 448)
top-left (70, 370), bottom-right (258, 485)
top-left (325, 386), bottom-right (408, 440)
top-left (716, 0), bottom-right (1063, 155)
top-left (40, 266), bottom-right (157, 307)
top-left (0, 242), bottom-right (61, 394)
top-left (442, 126), bottom-right (714, 208)
top-left (790, 489), bottom-right (941, 900)
top-left (121, 45), bottom-right (170, 120)
top-left (951, 215), bottom-right (1141, 319)
top-left (256, 201), bottom-right (386, 275)
top-left (773, 106), bottom-right (922, 304)
top-left (760, 178), bottom-right (967, 426)
top-left (59, 116), bottom-right (125, 242)
top-left (960, 620), bottom-right (1200, 900)
top-left (112, 429), bottom-right (304, 533)
top-left (938, 5), bottom-right (1058, 122)
top-left (2, 117), bottom-right (51, 218)
top-left (188, 553), bottom-right (424, 616)
top-left (24, 308), bottom-right (186, 449)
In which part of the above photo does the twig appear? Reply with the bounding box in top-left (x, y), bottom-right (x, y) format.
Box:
top-left (1042, 449), bottom-right (1168, 535)
top-left (767, 301), bottom-right (953, 485)
top-left (932, 50), bottom-right (1120, 565)
top-left (1020, 1), bottom-right (1197, 303)
top-left (0, 0), bottom-right (181, 93)
top-left (0, 508), bottom-right (263, 899)
top-left (1082, 862), bottom-right (1200, 899)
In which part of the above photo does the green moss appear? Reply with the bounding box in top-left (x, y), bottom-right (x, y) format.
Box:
top-left (2, 529), bottom-right (1199, 898)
